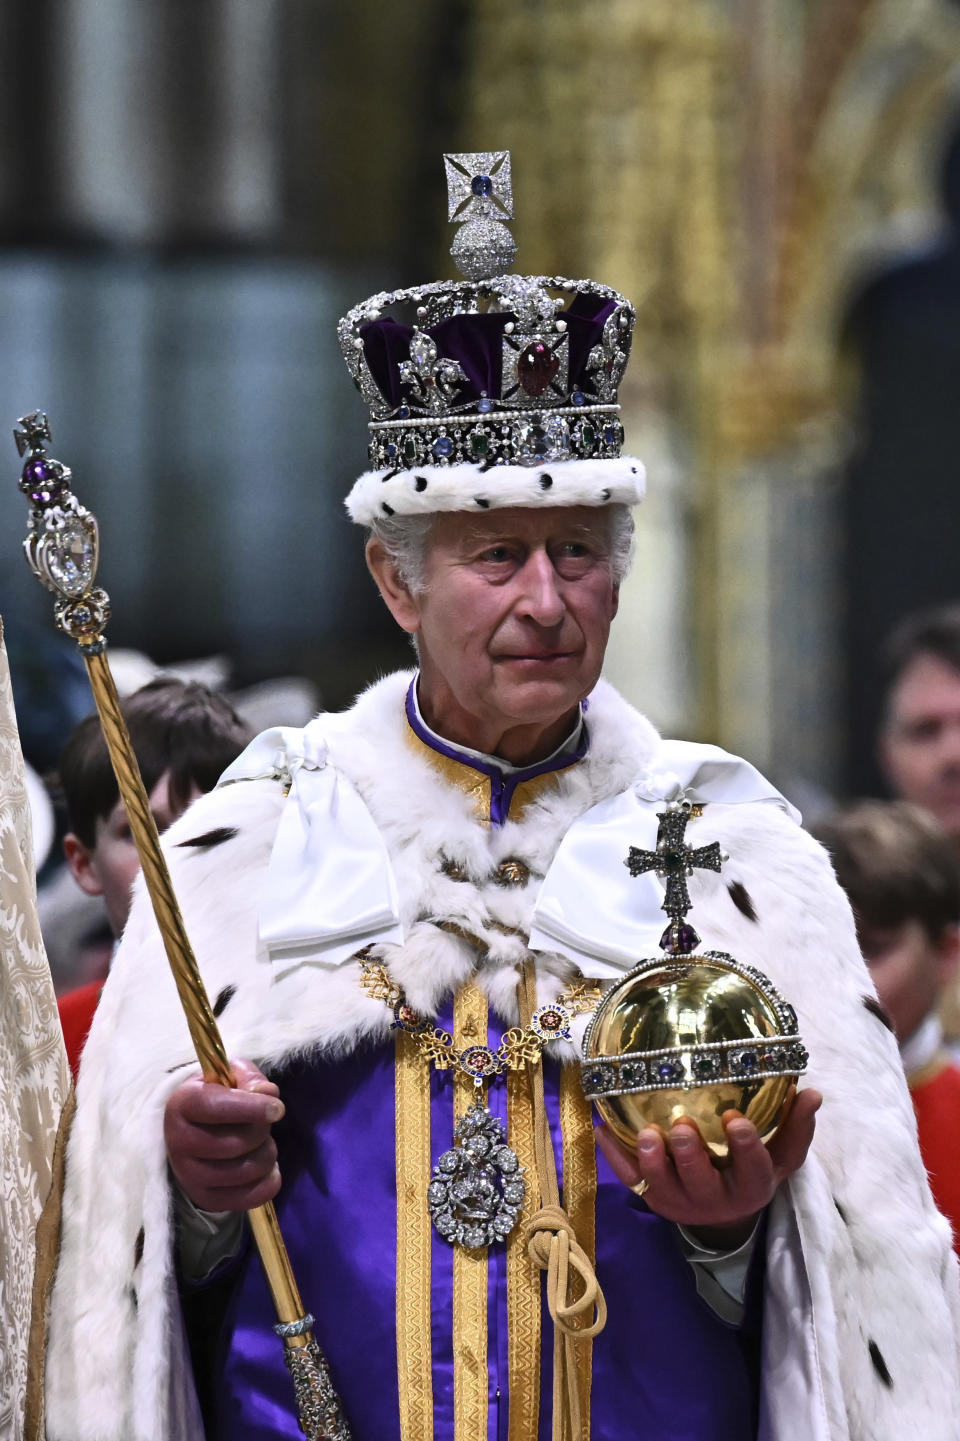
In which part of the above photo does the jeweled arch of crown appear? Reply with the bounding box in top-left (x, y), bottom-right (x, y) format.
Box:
top-left (336, 150), bottom-right (636, 479)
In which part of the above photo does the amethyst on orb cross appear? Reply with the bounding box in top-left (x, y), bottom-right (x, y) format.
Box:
top-left (625, 801), bottom-right (723, 955)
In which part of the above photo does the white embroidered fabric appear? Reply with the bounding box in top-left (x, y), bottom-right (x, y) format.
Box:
top-left (0, 622), bottom-right (70, 1441)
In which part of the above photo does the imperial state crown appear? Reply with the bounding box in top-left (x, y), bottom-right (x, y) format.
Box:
top-left (339, 150), bottom-right (646, 525)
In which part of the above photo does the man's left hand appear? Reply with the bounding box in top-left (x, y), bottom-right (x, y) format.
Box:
top-left (595, 1086), bottom-right (822, 1249)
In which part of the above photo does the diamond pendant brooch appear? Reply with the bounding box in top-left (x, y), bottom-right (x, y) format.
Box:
top-left (358, 956), bottom-right (604, 1249)
top-left (427, 1093), bottom-right (526, 1249)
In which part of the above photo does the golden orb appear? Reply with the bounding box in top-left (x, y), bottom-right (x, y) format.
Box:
top-left (581, 951), bottom-right (807, 1161)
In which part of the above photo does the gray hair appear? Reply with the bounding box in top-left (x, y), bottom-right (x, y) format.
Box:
top-left (369, 504), bottom-right (635, 597)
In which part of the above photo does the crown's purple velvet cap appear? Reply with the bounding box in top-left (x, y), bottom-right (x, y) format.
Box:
top-left (359, 293), bottom-right (620, 409)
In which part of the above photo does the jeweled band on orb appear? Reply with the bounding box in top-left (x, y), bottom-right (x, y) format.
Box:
top-left (582, 1034), bottom-right (809, 1101)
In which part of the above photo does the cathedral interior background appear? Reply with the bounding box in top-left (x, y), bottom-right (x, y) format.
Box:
top-left (3, 0), bottom-right (960, 810)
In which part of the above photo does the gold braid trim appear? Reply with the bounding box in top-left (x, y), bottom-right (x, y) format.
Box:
top-left (395, 1030), bottom-right (434, 1441)
top-left (453, 983), bottom-right (490, 1441)
top-left (560, 1064), bottom-right (598, 1434)
top-left (506, 1068), bottom-right (542, 1441)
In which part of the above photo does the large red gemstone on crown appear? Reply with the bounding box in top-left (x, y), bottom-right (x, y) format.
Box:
top-left (517, 341), bottom-right (559, 397)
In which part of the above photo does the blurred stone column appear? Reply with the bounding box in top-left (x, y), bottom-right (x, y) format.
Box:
top-left (50, 0), bottom-right (282, 244)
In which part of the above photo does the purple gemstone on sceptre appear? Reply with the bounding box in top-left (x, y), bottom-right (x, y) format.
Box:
top-left (20, 456), bottom-right (65, 506)
top-left (659, 921), bottom-right (701, 955)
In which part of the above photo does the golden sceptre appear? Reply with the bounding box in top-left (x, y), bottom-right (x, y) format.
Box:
top-left (14, 411), bottom-right (351, 1441)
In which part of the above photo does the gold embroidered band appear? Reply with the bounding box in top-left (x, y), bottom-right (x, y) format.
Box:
top-left (453, 982), bottom-right (490, 1441)
top-left (507, 1067), bottom-right (542, 1441)
top-left (395, 1030), bottom-right (435, 1441)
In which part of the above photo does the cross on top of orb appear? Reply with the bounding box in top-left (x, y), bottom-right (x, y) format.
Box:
top-left (625, 801), bottom-right (723, 954)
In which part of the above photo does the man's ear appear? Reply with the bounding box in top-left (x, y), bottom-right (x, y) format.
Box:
top-left (63, 832), bottom-right (105, 898)
top-left (365, 537), bottom-right (422, 634)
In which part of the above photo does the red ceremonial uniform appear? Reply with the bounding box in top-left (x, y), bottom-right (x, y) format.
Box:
top-left (57, 980), bottom-right (104, 1081)
top-left (909, 1055), bottom-right (960, 1257)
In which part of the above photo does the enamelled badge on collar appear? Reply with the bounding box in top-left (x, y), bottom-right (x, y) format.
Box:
top-left (581, 799), bottom-right (809, 1162)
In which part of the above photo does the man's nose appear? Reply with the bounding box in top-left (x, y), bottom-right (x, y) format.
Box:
top-left (517, 549), bottom-right (565, 627)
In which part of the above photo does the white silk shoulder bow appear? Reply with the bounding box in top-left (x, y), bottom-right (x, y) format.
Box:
top-left (528, 740), bottom-right (800, 978)
top-left (217, 721), bottom-right (404, 974)
top-left (216, 727), bottom-right (796, 979)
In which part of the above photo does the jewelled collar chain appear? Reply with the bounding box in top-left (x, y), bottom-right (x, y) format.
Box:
top-left (359, 957), bottom-right (604, 1084)
top-left (359, 955), bottom-right (603, 1250)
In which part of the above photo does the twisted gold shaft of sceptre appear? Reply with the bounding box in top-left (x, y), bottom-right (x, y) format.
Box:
top-left (13, 412), bottom-right (350, 1441)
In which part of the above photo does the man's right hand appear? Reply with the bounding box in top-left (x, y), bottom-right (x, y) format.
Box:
top-left (164, 1058), bottom-right (285, 1212)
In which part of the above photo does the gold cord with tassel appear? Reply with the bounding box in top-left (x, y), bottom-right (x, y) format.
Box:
top-left (516, 961), bottom-right (606, 1441)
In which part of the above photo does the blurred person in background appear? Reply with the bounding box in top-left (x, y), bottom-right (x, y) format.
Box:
top-left (56, 676), bottom-right (252, 1076)
top-left (815, 800), bottom-right (960, 1253)
top-left (878, 604), bottom-right (960, 1040)
top-left (879, 604), bottom-right (960, 846)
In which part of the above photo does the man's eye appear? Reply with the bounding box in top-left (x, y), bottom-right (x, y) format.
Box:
top-left (553, 541), bottom-right (601, 573)
top-left (905, 720), bottom-right (941, 742)
top-left (478, 546), bottom-right (513, 564)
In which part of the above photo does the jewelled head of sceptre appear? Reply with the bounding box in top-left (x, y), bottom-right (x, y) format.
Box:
top-left (14, 410), bottom-right (110, 650)
top-left (338, 150), bottom-right (646, 526)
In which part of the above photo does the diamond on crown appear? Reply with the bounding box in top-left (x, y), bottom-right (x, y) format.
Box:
top-left (494, 276), bottom-right (563, 330)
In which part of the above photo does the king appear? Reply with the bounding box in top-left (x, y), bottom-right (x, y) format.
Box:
top-left (45, 152), bottom-right (960, 1441)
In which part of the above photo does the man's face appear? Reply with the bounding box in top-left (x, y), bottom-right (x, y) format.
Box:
top-left (881, 654), bottom-right (960, 841)
top-left (64, 770), bottom-right (201, 937)
top-left (369, 506), bottom-right (620, 760)
top-left (857, 916), bottom-right (958, 1044)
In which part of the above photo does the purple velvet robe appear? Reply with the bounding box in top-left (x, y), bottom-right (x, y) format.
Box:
top-left (191, 1027), bottom-right (758, 1440)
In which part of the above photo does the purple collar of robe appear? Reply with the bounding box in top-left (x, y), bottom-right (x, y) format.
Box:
top-left (404, 677), bottom-right (589, 826)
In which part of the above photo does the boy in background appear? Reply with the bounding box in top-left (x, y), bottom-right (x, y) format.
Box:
top-left (816, 800), bottom-right (960, 1251)
top-left (57, 677), bottom-right (252, 1075)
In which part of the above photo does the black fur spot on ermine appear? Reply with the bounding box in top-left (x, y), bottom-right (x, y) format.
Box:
top-left (862, 996), bottom-right (894, 1032)
top-left (868, 1340), bottom-right (893, 1388)
top-left (177, 827), bottom-right (238, 850)
top-left (213, 985), bottom-right (237, 1018)
top-left (728, 881), bottom-right (758, 922)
